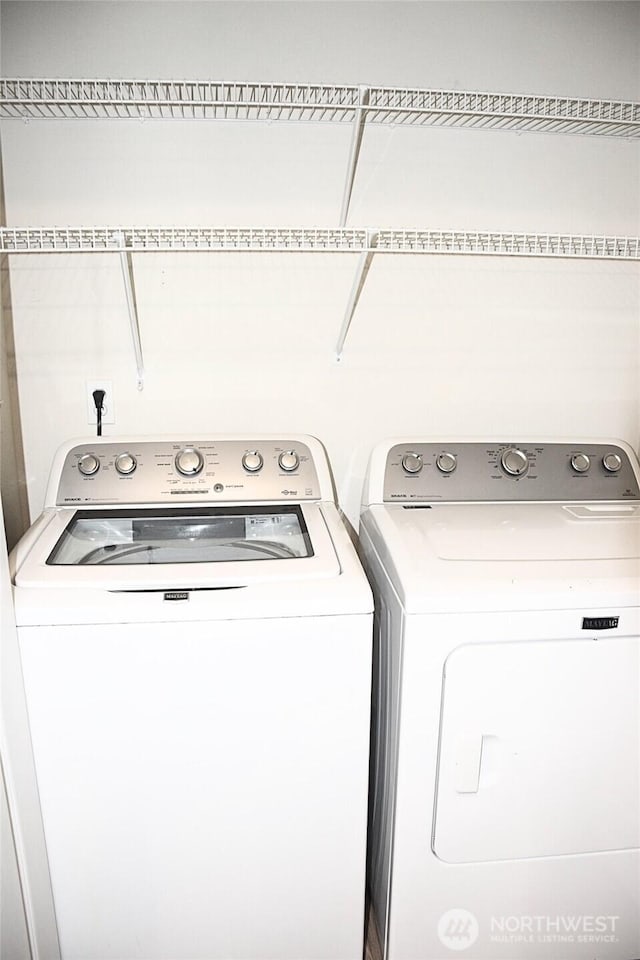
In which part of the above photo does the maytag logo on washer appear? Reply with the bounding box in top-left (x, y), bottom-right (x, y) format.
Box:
top-left (582, 616), bottom-right (619, 630)
top-left (438, 909), bottom-right (480, 951)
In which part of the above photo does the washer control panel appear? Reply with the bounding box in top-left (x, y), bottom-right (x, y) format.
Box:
top-left (56, 440), bottom-right (320, 505)
top-left (383, 442), bottom-right (640, 502)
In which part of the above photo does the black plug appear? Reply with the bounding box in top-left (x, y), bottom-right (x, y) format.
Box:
top-left (92, 389), bottom-right (106, 437)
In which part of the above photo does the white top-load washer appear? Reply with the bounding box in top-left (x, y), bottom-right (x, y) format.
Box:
top-left (10, 435), bottom-right (373, 960)
top-left (359, 439), bottom-right (640, 960)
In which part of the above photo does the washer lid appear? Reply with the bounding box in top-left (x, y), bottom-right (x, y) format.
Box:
top-left (362, 502), bottom-right (640, 612)
top-left (14, 502), bottom-right (341, 590)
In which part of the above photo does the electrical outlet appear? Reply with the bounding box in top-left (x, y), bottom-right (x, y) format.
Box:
top-left (86, 380), bottom-right (115, 426)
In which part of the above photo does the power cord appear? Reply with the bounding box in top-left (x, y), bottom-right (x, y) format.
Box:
top-left (92, 389), bottom-right (106, 437)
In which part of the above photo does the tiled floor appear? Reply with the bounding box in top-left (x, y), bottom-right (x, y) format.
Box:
top-left (365, 906), bottom-right (383, 960)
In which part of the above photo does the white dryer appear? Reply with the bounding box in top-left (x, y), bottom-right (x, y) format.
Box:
top-left (360, 439), bottom-right (640, 960)
top-left (9, 435), bottom-right (373, 960)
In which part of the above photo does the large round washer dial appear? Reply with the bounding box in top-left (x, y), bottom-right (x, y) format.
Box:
top-left (174, 447), bottom-right (204, 476)
top-left (78, 453), bottom-right (100, 476)
top-left (242, 451), bottom-right (264, 473)
top-left (402, 453), bottom-right (423, 474)
top-left (278, 450), bottom-right (300, 472)
top-left (115, 452), bottom-right (137, 475)
top-left (500, 447), bottom-right (529, 477)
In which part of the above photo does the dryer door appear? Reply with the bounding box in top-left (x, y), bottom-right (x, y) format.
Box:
top-left (433, 637), bottom-right (640, 862)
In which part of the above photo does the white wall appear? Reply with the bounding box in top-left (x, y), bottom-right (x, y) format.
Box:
top-left (1, 220), bottom-right (31, 550)
top-left (1, 768), bottom-right (31, 959)
top-left (1, 0), bottom-right (639, 524)
top-left (0, 494), bottom-right (32, 959)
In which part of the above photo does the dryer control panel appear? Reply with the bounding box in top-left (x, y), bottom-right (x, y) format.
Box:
top-left (382, 442), bottom-right (640, 502)
top-left (55, 439), bottom-right (322, 505)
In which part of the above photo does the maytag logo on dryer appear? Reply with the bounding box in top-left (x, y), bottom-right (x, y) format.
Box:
top-left (164, 591), bottom-right (189, 602)
top-left (582, 616), bottom-right (619, 631)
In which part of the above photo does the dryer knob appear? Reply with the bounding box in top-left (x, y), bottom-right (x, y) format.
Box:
top-left (278, 450), bottom-right (300, 472)
top-left (500, 447), bottom-right (529, 477)
top-left (78, 453), bottom-right (100, 476)
top-left (402, 453), bottom-right (423, 474)
top-left (242, 451), bottom-right (264, 473)
top-left (115, 453), bottom-right (137, 475)
top-left (603, 452), bottom-right (622, 473)
top-left (175, 448), bottom-right (204, 476)
top-left (436, 452), bottom-right (457, 474)
top-left (571, 453), bottom-right (591, 473)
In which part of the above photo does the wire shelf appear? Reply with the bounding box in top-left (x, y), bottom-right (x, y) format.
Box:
top-left (0, 227), bottom-right (369, 253)
top-left (0, 79), bottom-right (361, 122)
top-left (1, 79), bottom-right (639, 136)
top-left (376, 230), bottom-right (640, 259)
top-left (366, 87), bottom-right (640, 137)
top-left (0, 226), bottom-right (638, 260)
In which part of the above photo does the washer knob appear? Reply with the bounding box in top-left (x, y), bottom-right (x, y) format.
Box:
top-left (500, 447), bottom-right (529, 477)
top-left (242, 451), bottom-right (264, 473)
top-left (603, 452), bottom-right (622, 473)
top-left (78, 453), bottom-right (100, 476)
top-left (571, 452), bottom-right (591, 473)
top-left (278, 450), bottom-right (300, 472)
top-left (175, 447), bottom-right (204, 476)
top-left (436, 452), bottom-right (457, 474)
top-left (402, 453), bottom-right (423, 474)
top-left (115, 452), bottom-right (137, 475)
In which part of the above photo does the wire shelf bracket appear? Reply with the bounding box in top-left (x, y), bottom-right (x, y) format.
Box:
top-left (116, 232), bottom-right (145, 390)
top-left (335, 229), bottom-right (379, 360)
top-left (340, 85), bottom-right (370, 227)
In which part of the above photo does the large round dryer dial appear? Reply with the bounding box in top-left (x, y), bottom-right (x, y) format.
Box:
top-left (175, 448), bottom-right (204, 476)
top-left (500, 448), bottom-right (529, 477)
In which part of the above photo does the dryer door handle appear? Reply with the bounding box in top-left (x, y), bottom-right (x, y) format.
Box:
top-left (454, 734), bottom-right (501, 794)
top-left (455, 736), bottom-right (483, 794)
